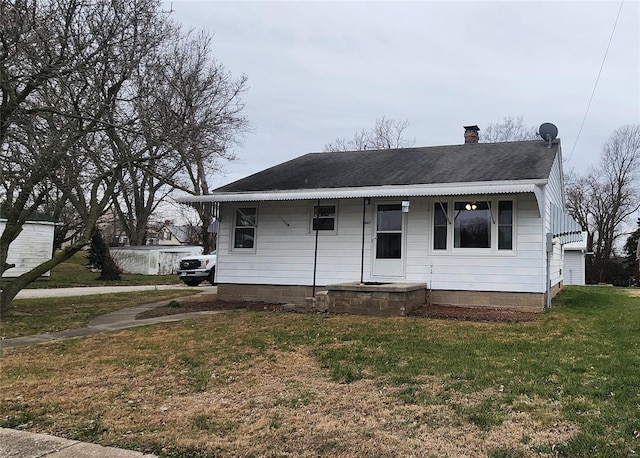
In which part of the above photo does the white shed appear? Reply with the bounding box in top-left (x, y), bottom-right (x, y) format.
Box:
top-left (563, 232), bottom-right (587, 285)
top-left (0, 219), bottom-right (55, 278)
top-left (110, 245), bottom-right (202, 275)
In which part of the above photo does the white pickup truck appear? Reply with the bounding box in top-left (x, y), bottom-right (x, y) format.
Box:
top-left (177, 250), bottom-right (216, 286)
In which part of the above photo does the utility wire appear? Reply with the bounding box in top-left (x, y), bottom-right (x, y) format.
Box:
top-left (567, 0), bottom-right (624, 162)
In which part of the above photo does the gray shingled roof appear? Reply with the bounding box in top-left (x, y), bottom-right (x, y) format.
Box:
top-left (215, 140), bottom-right (559, 193)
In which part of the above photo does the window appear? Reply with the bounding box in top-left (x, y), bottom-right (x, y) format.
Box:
top-left (311, 205), bottom-right (336, 232)
top-left (454, 201), bottom-right (491, 248)
top-left (498, 200), bottom-right (513, 250)
top-left (433, 198), bottom-right (515, 252)
top-left (433, 202), bottom-right (448, 250)
top-left (233, 207), bottom-right (257, 249)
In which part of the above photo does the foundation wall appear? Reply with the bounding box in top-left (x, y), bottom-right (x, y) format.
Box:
top-left (218, 282), bottom-right (561, 314)
top-left (429, 289), bottom-right (546, 313)
top-left (217, 283), bottom-right (314, 305)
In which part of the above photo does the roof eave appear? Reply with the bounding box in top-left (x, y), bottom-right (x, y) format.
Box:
top-left (176, 179), bottom-right (547, 204)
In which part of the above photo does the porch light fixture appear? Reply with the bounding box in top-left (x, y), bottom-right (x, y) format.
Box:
top-left (465, 202), bottom-right (477, 211)
top-left (402, 200), bottom-right (410, 213)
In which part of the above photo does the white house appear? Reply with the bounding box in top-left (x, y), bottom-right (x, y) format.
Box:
top-left (146, 222), bottom-right (195, 246)
top-left (0, 219), bottom-right (55, 278)
top-left (563, 232), bottom-right (588, 285)
top-left (110, 245), bottom-right (202, 275)
top-left (178, 126), bottom-right (581, 313)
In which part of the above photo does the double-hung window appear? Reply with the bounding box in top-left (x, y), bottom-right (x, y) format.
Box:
top-left (497, 200), bottom-right (513, 250)
top-left (310, 204), bottom-right (337, 234)
top-left (433, 202), bottom-right (448, 250)
top-left (233, 207), bottom-right (257, 249)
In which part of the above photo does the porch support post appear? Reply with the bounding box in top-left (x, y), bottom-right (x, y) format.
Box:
top-left (312, 199), bottom-right (320, 296)
top-left (360, 197), bottom-right (367, 284)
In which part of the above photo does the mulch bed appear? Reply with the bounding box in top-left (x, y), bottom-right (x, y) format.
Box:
top-left (135, 298), bottom-right (251, 319)
top-left (136, 295), bottom-right (541, 323)
top-left (410, 304), bottom-right (541, 322)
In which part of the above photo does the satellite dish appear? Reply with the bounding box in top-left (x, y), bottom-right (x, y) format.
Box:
top-left (539, 123), bottom-right (558, 148)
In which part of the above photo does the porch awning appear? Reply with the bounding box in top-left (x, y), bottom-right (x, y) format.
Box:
top-left (550, 203), bottom-right (583, 244)
top-left (176, 181), bottom-right (546, 213)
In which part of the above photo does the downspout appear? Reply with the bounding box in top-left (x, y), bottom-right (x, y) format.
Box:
top-left (546, 232), bottom-right (553, 309)
top-left (312, 198), bottom-right (320, 296)
top-left (360, 198), bottom-right (367, 284)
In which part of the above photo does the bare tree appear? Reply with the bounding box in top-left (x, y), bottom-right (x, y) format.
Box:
top-left (324, 116), bottom-right (415, 152)
top-left (566, 125), bottom-right (640, 283)
top-left (0, 0), bottom-right (170, 311)
top-left (481, 116), bottom-right (538, 143)
top-left (148, 32), bottom-right (248, 252)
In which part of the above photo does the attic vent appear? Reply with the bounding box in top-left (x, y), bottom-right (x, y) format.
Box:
top-left (464, 125), bottom-right (480, 144)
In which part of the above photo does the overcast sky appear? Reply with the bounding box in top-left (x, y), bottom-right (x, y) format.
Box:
top-left (168, 1), bottom-right (639, 189)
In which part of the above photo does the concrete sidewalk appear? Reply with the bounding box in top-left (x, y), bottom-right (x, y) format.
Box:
top-left (15, 284), bottom-right (211, 299)
top-left (0, 427), bottom-right (157, 457)
top-left (1, 287), bottom-right (219, 349)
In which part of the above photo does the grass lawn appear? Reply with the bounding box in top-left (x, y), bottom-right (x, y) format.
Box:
top-left (1, 286), bottom-right (639, 457)
top-left (18, 251), bottom-right (182, 288)
top-left (1, 290), bottom-right (202, 339)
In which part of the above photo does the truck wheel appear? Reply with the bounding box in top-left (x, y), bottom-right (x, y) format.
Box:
top-left (184, 279), bottom-right (201, 287)
top-left (208, 267), bottom-right (216, 285)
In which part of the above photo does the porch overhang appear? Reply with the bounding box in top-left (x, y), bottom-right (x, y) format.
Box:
top-left (177, 180), bottom-right (546, 215)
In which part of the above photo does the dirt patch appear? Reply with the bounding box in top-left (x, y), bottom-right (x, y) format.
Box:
top-left (139, 295), bottom-right (542, 323)
top-left (135, 298), bottom-right (276, 319)
top-left (411, 304), bottom-right (541, 322)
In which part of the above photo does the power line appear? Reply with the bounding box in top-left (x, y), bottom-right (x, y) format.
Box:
top-left (567, 0), bottom-right (624, 162)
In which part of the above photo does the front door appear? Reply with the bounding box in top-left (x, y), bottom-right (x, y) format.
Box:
top-left (372, 203), bottom-right (405, 277)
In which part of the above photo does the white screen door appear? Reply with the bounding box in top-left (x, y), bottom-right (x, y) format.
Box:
top-left (372, 203), bottom-right (405, 277)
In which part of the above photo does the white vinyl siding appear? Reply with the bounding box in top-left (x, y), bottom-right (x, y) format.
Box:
top-left (544, 154), bottom-right (566, 288)
top-left (218, 200), bottom-right (371, 286)
top-left (425, 194), bottom-right (545, 293)
top-left (217, 194), bottom-right (547, 293)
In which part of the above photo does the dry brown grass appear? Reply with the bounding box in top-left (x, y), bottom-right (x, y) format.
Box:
top-left (1, 318), bottom-right (578, 458)
top-left (624, 288), bottom-right (640, 297)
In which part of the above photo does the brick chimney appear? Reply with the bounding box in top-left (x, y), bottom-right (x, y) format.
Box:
top-left (464, 125), bottom-right (480, 144)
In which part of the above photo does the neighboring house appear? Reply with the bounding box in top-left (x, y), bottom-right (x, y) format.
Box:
top-left (96, 208), bottom-right (130, 246)
top-left (146, 221), bottom-right (194, 246)
top-left (0, 219), bottom-right (55, 278)
top-left (563, 232), bottom-right (587, 286)
top-left (177, 126), bottom-right (581, 313)
top-left (110, 245), bottom-right (203, 275)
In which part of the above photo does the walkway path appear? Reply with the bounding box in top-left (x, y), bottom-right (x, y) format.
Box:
top-left (2, 287), bottom-right (218, 349)
top-left (15, 284), bottom-right (211, 299)
top-left (0, 427), bottom-right (157, 457)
